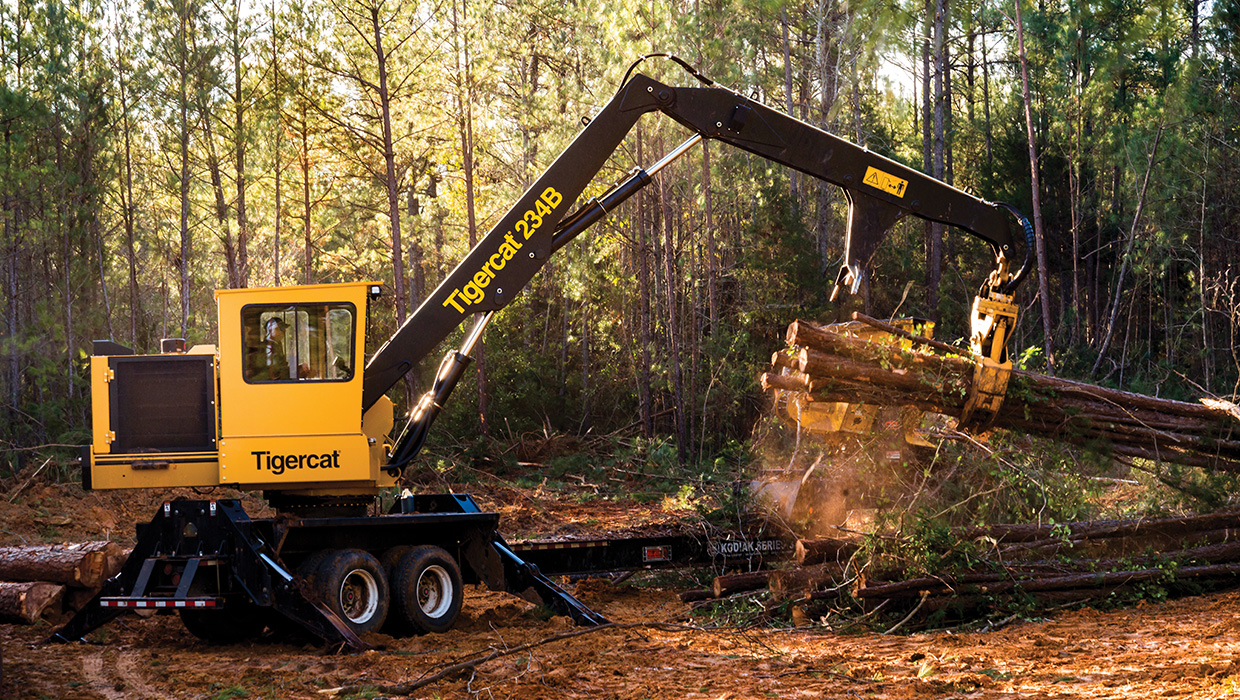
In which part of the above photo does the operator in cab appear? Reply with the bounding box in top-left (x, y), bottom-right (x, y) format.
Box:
top-left (247, 316), bottom-right (290, 381)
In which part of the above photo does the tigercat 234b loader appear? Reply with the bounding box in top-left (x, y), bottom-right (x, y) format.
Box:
top-left (51, 56), bottom-right (1033, 649)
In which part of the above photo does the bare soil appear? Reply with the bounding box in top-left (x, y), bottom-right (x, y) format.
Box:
top-left (2, 482), bottom-right (1240, 699)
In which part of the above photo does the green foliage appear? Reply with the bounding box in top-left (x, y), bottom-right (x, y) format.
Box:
top-left (873, 515), bottom-right (987, 578)
top-left (207, 686), bottom-right (248, 700)
top-left (689, 590), bottom-right (770, 627)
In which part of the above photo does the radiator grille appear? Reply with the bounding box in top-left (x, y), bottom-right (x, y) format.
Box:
top-left (111, 356), bottom-right (216, 452)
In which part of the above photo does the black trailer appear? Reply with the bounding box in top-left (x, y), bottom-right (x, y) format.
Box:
top-left (510, 532), bottom-right (792, 577)
top-left (51, 494), bottom-right (606, 649)
top-left (51, 493), bottom-right (793, 649)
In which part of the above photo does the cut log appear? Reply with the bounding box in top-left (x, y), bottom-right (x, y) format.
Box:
top-left (768, 563), bottom-right (845, 599)
top-left (712, 571), bottom-right (771, 598)
top-left (771, 351), bottom-right (799, 371)
top-left (961, 509), bottom-right (1240, 545)
top-left (678, 589), bottom-right (714, 603)
top-left (0, 581), bottom-right (64, 624)
top-left (794, 538), bottom-right (861, 566)
top-left (761, 371), bottom-right (810, 393)
top-left (769, 317), bottom-right (1240, 472)
top-left (64, 587), bottom-right (100, 613)
top-left (0, 542), bottom-right (126, 588)
top-left (857, 561), bottom-right (1240, 600)
top-left (922, 585), bottom-right (1137, 614)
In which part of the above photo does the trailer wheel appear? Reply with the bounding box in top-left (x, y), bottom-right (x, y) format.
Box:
top-left (180, 600), bottom-right (268, 644)
top-left (295, 550), bottom-right (332, 587)
top-left (392, 546), bottom-right (462, 634)
top-left (380, 546), bottom-right (412, 579)
top-left (315, 549), bottom-right (389, 635)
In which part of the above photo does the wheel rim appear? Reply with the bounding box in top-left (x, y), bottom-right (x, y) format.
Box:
top-left (417, 564), bottom-right (454, 619)
top-left (338, 568), bottom-right (380, 623)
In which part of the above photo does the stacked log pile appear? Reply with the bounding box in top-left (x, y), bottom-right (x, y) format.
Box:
top-left (761, 314), bottom-right (1240, 472)
top-left (686, 317), bottom-right (1240, 623)
top-left (0, 542), bottom-right (127, 623)
top-left (690, 509), bottom-right (1240, 621)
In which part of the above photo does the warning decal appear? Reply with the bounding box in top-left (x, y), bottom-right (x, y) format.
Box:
top-left (862, 166), bottom-right (909, 198)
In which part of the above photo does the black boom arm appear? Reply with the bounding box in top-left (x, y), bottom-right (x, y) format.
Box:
top-left (362, 70), bottom-right (1032, 412)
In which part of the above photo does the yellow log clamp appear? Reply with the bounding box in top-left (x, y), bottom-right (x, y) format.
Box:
top-left (959, 290), bottom-right (1017, 433)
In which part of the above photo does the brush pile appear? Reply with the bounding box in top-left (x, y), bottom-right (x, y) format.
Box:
top-left (761, 313), bottom-right (1240, 473)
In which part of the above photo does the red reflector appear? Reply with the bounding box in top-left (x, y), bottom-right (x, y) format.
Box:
top-left (642, 546), bottom-right (671, 562)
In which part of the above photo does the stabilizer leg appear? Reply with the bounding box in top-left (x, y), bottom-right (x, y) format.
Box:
top-left (463, 533), bottom-right (609, 626)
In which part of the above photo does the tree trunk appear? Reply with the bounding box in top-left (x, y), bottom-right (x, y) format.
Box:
top-left (662, 147), bottom-right (685, 464)
top-left (981, 29), bottom-right (993, 170)
top-left (232, 0), bottom-right (249, 289)
top-left (178, 6), bottom-right (191, 338)
top-left (928, 0), bottom-right (947, 324)
top-left (679, 589), bottom-right (713, 603)
top-left (1090, 126), bottom-right (1164, 378)
top-left (636, 127), bottom-right (653, 438)
top-left (271, 0), bottom-right (282, 286)
top-left (117, 32), bottom-right (140, 346)
top-left (452, 0), bottom-right (486, 435)
top-left (0, 581), bottom-right (64, 624)
top-left (815, 0), bottom-right (837, 300)
top-left (1013, 0), bottom-right (1055, 372)
top-left (702, 141), bottom-right (718, 331)
top-left (5, 126), bottom-right (18, 421)
top-left (373, 5), bottom-right (405, 322)
top-left (300, 100), bottom-right (312, 284)
top-left (776, 315), bottom-right (1240, 470)
top-left (197, 85), bottom-right (237, 289)
top-left (782, 4), bottom-right (798, 205)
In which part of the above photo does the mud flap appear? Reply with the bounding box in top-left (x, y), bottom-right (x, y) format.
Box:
top-left (463, 533), bottom-right (609, 626)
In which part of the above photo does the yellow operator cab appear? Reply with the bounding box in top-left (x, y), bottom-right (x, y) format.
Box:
top-left (86, 281), bottom-right (395, 497)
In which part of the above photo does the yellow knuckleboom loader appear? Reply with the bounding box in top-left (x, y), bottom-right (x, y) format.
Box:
top-left (52, 56), bottom-right (1032, 649)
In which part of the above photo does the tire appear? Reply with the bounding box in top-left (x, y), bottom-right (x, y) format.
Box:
top-left (313, 549), bottom-right (390, 635)
top-left (180, 600), bottom-right (268, 644)
top-left (391, 546), bottom-right (463, 634)
top-left (295, 549), bottom-right (333, 585)
top-left (380, 546), bottom-right (413, 579)
top-left (380, 546), bottom-right (415, 634)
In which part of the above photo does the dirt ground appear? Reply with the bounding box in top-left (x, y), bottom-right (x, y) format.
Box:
top-left (3, 483), bottom-right (1240, 699)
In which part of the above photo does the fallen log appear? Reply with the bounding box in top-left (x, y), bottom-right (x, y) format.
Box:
top-left (858, 561), bottom-right (1240, 600)
top-left (678, 589), bottom-right (714, 603)
top-left (962, 509), bottom-right (1240, 545)
top-left (922, 585), bottom-right (1138, 614)
top-left (0, 542), bottom-right (126, 589)
top-left (768, 563), bottom-right (845, 599)
top-left (0, 581), bottom-right (64, 624)
top-left (712, 571), bottom-right (771, 598)
top-left (794, 538), bottom-right (861, 566)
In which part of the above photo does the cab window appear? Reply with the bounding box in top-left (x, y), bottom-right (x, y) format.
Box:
top-left (242, 303), bottom-right (355, 383)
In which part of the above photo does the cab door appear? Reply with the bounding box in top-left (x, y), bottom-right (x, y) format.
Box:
top-left (215, 283), bottom-right (378, 490)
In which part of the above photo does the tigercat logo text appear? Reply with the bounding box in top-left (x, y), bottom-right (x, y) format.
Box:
top-left (252, 450), bottom-right (341, 475)
top-left (442, 187), bottom-right (563, 314)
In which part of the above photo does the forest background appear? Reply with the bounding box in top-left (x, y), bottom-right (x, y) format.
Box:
top-left (2, 0), bottom-right (1238, 501)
